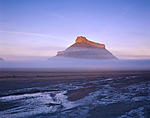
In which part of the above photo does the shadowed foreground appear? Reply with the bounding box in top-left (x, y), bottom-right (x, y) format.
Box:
top-left (0, 70), bottom-right (150, 118)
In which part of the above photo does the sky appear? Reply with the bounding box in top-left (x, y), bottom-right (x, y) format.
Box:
top-left (0, 0), bottom-right (150, 60)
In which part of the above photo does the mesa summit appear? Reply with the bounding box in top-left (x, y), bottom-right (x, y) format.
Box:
top-left (55, 36), bottom-right (117, 60)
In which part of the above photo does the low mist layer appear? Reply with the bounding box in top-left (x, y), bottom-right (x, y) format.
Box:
top-left (0, 58), bottom-right (150, 71)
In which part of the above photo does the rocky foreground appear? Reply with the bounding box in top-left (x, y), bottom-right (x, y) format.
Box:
top-left (0, 71), bottom-right (150, 118)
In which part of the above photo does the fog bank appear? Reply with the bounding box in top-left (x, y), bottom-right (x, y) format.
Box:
top-left (0, 57), bottom-right (150, 71)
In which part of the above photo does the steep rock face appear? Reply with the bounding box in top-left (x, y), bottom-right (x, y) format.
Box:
top-left (75, 36), bottom-right (105, 49)
top-left (56, 36), bottom-right (117, 59)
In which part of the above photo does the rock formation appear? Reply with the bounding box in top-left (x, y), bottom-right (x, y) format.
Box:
top-left (75, 36), bottom-right (105, 48)
top-left (56, 36), bottom-right (117, 59)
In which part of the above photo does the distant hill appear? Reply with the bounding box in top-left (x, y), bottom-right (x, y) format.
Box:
top-left (56, 36), bottom-right (117, 60)
top-left (0, 58), bottom-right (4, 61)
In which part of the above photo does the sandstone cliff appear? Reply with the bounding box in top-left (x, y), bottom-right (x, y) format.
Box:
top-left (75, 36), bottom-right (105, 49)
top-left (56, 36), bottom-right (117, 60)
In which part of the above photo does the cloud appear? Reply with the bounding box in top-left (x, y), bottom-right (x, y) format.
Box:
top-left (0, 30), bottom-right (64, 40)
